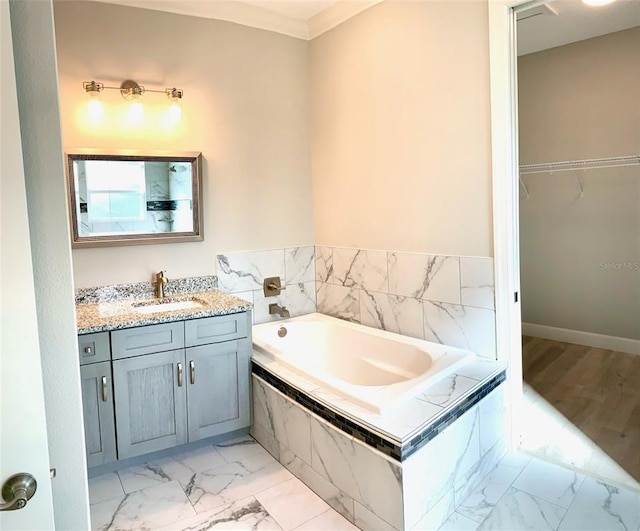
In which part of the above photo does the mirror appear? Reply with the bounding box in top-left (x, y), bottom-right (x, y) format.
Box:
top-left (66, 150), bottom-right (203, 248)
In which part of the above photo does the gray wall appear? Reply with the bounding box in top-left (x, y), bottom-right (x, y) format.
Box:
top-left (310, 0), bottom-right (493, 258)
top-left (518, 28), bottom-right (640, 340)
top-left (54, 0), bottom-right (313, 288)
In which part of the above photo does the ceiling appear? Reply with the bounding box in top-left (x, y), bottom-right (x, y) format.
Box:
top-left (89, 0), bottom-right (639, 46)
top-left (517, 0), bottom-right (640, 56)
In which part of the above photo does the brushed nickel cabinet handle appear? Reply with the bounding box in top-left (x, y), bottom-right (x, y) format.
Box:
top-left (177, 362), bottom-right (183, 387)
top-left (0, 473), bottom-right (37, 511)
top-left (189, 360), bottom-right (195, 385)
top-left (84, 346), bottom-right (92, 354)
top-left (101, 376), bottom-right (108, 402)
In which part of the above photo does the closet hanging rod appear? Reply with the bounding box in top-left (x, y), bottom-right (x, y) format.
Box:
top-left (519, 155), bottom-right (639, 175)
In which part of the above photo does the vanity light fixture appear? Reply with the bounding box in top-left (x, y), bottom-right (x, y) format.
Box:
top-left (582, 0), bottom-right (615, 5)
top-left (82, 79), bottom-right (185, 122)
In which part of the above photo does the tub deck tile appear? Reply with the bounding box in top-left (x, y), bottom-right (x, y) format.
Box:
top-left (251, 360), bottom-right (506, 462)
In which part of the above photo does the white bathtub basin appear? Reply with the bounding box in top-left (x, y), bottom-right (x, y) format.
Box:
top-left (253, 313), bottom-right (475, 414)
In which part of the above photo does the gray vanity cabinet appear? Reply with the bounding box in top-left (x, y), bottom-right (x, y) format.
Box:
top-left (110, 313), bottom-right (251, 460)
top-left (186, 338), bottom-right (250, 441)
top-left (78, 332), bottom-right (116, 468)
top-left (112, 348), bottom-right (188, 460)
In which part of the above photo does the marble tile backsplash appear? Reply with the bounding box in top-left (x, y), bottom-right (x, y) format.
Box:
top-left (316, 246), bottom-right (497, 359)
top-left (217, 247), bottom-right (316, 325)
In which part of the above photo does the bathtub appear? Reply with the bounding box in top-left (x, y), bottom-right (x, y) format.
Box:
top-left (252, 313), bottom-right (475, 414)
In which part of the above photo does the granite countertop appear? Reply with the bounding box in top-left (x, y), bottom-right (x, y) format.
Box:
top-left (75, 276), bottom-right (252, 334)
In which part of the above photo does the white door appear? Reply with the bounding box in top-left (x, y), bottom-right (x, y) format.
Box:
top-left (0, 0), bottom-right (55, 527)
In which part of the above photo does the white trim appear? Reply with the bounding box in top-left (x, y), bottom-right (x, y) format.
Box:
top-left (488, 0), bottom-right (534, 452)
top-left (523, 323), bottom-right (640, 356)
top-left (308, 0), bottom-right (382, 39)
top-left (88, 0), bottom-right (382, 41)
top-left (90, 0), bottom-right (310, 39)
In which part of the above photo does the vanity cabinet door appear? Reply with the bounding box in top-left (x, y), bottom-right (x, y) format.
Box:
top-left (186, 338), bottom-right (251, 441)
top-left (80, 362), bottom-right (117, 467)
top-left (113, 349), bottom-right (188, 459)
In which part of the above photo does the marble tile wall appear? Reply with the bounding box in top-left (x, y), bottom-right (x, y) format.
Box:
top-left (403, 385), bottom-right (508, 529)
top-left (217, 247), bottom-right (316, 325)
top-left (217, 246), bottom-right (495, 357)
top-left (316, 246), bottom-right (497, 359)
top-left (251, 375), bottom-right (404, 529)
top-left (250, 374), bottom-right (508, 531)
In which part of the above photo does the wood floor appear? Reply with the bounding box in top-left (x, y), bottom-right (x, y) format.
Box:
top-left (522, 336), bottom-right (640, 482)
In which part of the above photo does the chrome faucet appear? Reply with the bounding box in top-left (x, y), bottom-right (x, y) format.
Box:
top-left (269, 303), bottom-right (290, 318)
top-left (155, 270), bottom-right (168, 299)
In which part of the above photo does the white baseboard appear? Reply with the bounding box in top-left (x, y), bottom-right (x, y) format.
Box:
top-left (522, 323), bottom-right (640, 356)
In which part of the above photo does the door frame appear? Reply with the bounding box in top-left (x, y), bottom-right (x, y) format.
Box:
top-left (488, 0), bottom-right (544, 449)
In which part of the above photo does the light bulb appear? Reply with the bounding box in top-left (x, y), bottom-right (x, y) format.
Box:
top-left (168, 103), bottom-right (182, 123)
top-left (87, 93), bottom-right (103, 121)
top-left (128, 94), bottom-right (144, 125)
top-left (84, 81), bottom-right (103, 122)
top-left (168, 100), bottom-right (182, 124)
top-left (166, 88), bottom-right (183, 126)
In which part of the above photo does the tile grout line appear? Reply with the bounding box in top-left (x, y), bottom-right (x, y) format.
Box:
top-left (452, 454), bottom-right (532, 529)
top-left (289, 508), bottom-right (332, 530)
top-left (115, 469), bottom-right (126, 499)
top-left (554, 479), bottom-right (584, 531)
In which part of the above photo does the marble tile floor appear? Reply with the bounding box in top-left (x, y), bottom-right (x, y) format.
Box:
top-left (88, 435), bottom-right (358, 531)
top-left (440, 451), bottom-right (640, 531)
top-left (88, 435), bottom-right (640, 531)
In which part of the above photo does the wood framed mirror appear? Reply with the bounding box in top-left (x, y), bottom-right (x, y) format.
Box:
top-left (66, 149), bottom-right (203, 248)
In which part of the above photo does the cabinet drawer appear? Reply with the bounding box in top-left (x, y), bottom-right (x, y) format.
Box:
top-left (78, 332), bottom-right (110, 365)
top-left (185, 313), bottom-right (248, 347)
top-left (80, 361), bottom-right (117, 467)
top-left (111, 322), bottom-right (185, 360)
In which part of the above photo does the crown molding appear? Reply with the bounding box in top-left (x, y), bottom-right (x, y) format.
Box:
top-left (87, 0), bottom-right (382, 40)
top-left (89, 0), bottom-right (309, 39)
top-left (308, 0), bottom-right (382, 39)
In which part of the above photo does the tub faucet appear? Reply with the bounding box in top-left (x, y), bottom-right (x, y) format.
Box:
top-left (155, 270), bottom-right (168, 299)
top-left (269, 303), bottom-right (290, 318)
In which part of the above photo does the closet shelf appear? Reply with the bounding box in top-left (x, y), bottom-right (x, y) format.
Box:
top-left (518, 155), bottom-right (639, 200)
top-left (519, 155), bottom-right (640, 175)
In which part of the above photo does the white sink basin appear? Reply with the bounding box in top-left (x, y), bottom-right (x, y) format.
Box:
top-left (133, 298), bottom-right (205, 314)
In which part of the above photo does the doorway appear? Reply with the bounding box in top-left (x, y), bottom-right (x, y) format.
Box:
top-left (501, 0), bottom-right (640, 491)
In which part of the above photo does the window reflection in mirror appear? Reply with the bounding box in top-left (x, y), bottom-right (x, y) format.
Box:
top-left (66, 151), bottom-right (203, 247)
